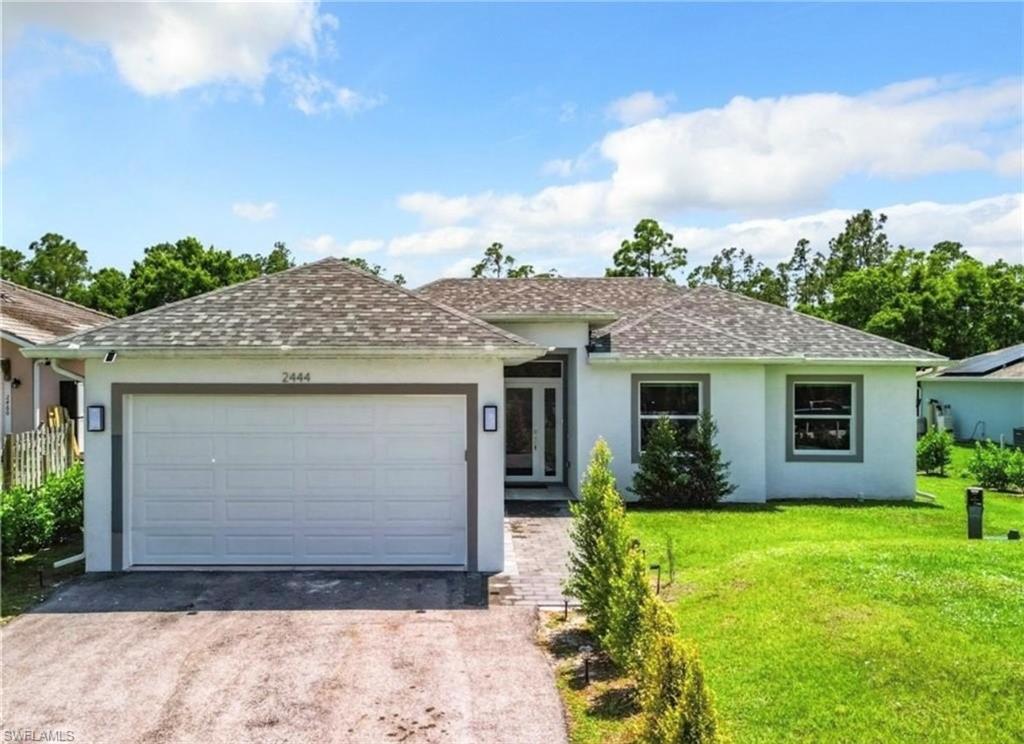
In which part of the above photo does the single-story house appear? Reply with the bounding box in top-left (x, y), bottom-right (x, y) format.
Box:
top-left (918, 344), bottom-right (1024, 444)
top-left (25, 259), bottom-right (944, 573)
top-left (1, 279), bottom-right (112, 445)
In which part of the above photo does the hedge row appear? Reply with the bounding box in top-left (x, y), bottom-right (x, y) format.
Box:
top-left (1, 463), bottom-right (84, 557)
top-left (567, 439), bottom-right (721, 744)
top-left (967, 441), bottom-right (1024, 492)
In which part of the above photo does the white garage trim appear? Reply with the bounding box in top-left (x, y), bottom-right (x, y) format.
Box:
top-left (110, 383), bottom-right (479, 571)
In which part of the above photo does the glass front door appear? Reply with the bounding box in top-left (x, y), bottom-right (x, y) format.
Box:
top-left (505, 381), bottom-right (562, 481)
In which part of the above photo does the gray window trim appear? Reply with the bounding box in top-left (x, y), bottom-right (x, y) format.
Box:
top-left (110, 383), bottom-right (479, 572)
top-left (630, 373), bottom-right (711, 464)
top-left (785, 375), bottom-right (864, 463)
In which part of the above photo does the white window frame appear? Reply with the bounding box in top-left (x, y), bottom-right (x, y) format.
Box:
top-left (636, 380), bottom-right (702, 454)
top-left (790, 379), bottom-right (857, 457)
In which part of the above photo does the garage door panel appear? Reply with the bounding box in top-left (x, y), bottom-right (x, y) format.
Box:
top-left (129, 394), bottom-right (467, 567)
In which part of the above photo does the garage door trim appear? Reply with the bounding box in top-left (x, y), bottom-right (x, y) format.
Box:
top-left (110, 383), bottom-right (478, 572)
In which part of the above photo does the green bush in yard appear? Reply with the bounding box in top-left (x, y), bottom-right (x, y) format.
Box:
top-left (566, 438), bottom-right (629, 638)
top-left (680, 412), bottom-right (735, 507)
top-left (916, 429), bottom-right (954, 475)
top-left (638, 633), bottom-right (721, 744)
top-left (603, 545), bottom-right (675, 674)
top-left (1, 463), bottom-right (83, 557)
top-left (967, 441), bottom-right (1024, 492)
top-left (632, 416), bottom-right (687, 507)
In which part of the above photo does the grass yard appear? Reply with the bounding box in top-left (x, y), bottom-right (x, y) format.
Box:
top-left (555, 445), bottom-right (1024, 743)
top-left (1, 536), bottom-right (84, 624)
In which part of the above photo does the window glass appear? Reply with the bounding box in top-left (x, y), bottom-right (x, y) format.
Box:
top-left (505, 361), bottom-right (562, 378)
top-left (639, 383), bottom-right (699, 416)
top-left (793, 384), bottom-right (852, 416)
top-left (793, 418), bottom-right (851, 450)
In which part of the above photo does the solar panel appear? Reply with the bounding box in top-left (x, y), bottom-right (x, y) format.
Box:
top-left (941, 343), bottom-right (1024, 376)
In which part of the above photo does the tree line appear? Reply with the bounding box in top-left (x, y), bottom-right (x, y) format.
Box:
top-left (3, 211), bottom-right (1021, 359)
top-left (0, 235), bottom-right (405, 318)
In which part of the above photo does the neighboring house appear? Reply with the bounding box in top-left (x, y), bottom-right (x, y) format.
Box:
top-left (25, 259), bottom-right (943, 573)
top-left (0, 279), bottom-right (112, 446)
top-left (918, 344), bottom-right (1024, 444)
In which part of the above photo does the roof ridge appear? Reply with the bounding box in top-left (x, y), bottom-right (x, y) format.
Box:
top-left (328, 259), bottom-right (540, 349)
top-left (0, 278), bottom-right (114, 320)
top-left (473, 280), bottom-right (536, 312)
top-left (690, 284), bottom-right (945, 359)
top-left (594, 290), bottom-right (697, 337)
top-left (34, 259), bottom-right (337, 349)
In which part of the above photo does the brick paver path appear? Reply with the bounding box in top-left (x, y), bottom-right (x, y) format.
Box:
top-left (489, 501), bottom-right (579, 608)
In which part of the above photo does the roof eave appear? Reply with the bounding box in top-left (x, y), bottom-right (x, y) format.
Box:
top-left (588, 353), bottom-right (945, 365)
top-left (22, 344), bottom-right (546, 362)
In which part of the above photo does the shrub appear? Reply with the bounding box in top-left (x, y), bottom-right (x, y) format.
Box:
top-left (566, 438), bottom-right (629, 638)
top-left (604, 545), bottom-right (676, 674)
top-left (967, 441), bottom-right (1024, 492)
top-left (680, 412), bottom-right (736, 507)
top-left (632, 416), bottom-right (687, 507)
top-left (1, 463), bottom-right (84, 558)
top-left (917, 429), bottom-right (953, 475)
top-left (638, 633), bottom-right (721, 744)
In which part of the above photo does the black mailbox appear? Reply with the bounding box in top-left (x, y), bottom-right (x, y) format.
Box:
top-left (966, 487), bottom-right (984, 539)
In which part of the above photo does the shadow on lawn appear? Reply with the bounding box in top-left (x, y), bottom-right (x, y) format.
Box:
top-left (629, 499), bottom-right (944, 514)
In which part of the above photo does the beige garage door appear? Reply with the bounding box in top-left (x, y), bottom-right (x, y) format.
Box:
top-left (127, 394), bottom-right (467, 566)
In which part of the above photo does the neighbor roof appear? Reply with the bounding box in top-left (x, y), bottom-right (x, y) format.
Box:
top-left (419, 277), bottom-right (946, 363)
top-left (27, 259), bottom-right (543, 358)
top-left (0, 280), bottom-right (112, 345)
top-left (920, 344), bottom-right (1024, 380)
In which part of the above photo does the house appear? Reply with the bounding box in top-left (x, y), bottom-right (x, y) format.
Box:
top-left (24, 259), bottom-right (944, 573)
top-left (1, 279), bottom-right (112, 445)
top-left (918, 344), bottom-right (1024, 444)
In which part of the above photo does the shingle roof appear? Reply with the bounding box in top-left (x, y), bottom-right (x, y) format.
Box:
top-left (32, 259), bottom-right (542, 356)
top-left (0, 280), bottom-right (112, 345)
top-left (419, 277), bottom-right (945, 362)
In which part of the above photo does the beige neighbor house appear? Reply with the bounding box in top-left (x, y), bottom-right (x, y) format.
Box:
top-left (0, 279), bottom-right (112, 446)
top-left (24, 259), bottom-right (944, 573)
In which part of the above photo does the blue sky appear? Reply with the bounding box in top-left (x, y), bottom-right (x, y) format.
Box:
top-left (3, 2), bottom-right (1022, 286)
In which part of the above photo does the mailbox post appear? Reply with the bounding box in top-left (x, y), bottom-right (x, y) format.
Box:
top-left (966, 487), bottom-right (984, 540)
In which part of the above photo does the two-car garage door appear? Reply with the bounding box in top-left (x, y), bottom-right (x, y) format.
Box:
top-left (127, 394), bottom-right (467, 567)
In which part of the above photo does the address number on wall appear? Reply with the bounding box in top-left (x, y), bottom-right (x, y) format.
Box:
top-left (281, 372), bottom-right (312, 383)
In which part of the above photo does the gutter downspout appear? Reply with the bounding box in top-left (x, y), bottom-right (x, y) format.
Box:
top-left (32, 360), bottom-right (44, 428)
top-left (49, 360), bottom-right (86, 452)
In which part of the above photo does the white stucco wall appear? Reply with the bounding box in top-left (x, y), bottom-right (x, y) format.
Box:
top-left (765, 364), bottom-right (918, 499)
top-left (81, 356), bottom-right (506, 573)
top-left (919, 380), bottom-right (1024, 443)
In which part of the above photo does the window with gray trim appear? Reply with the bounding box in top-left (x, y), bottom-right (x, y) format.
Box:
top-left (786, 375), bottom-right (864, 462)
top-left (637, 381), bottom-right (701, 450)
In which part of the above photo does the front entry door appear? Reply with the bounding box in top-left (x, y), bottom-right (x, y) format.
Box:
top-left (505, 381), bottom-right (562, 482)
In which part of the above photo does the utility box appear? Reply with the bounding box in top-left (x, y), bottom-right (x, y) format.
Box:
top-left (1014, 428), bottom-right (1024, 448)
top-left (966, 487), bottom-right (984, 539)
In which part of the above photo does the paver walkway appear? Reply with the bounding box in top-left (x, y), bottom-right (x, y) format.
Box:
top-left (489, 501), bottom-right (578, 608)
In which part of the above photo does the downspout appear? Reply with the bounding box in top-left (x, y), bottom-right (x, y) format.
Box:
top-left (49, 360), bottom-right (86, 452)
top-left (32, 360), bottom-right (44, 428)
top-left (50, 359), bottom-right (84, 383)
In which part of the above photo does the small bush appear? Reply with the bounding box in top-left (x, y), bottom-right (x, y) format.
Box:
top-left (632, 416), bottom-right (687, 507)
top-left (566, 439), bottom-right (629, 638)
top-left (638, 633), bottom-right (721, 744)
top-left (967, 441), bottom-right (1024, 492)
top-left (604, 546), bottom-right (675, 674)
top-left (1, 463), bottom-right (84, 558)
top-left (680, 412), bottom-right (736, 507)
top-left (917, 429), bottom-right (953, 475)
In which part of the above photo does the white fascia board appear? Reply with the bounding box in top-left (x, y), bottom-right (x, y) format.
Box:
top-left (1, 330), bottom-right (35, 346)
top-left (21, 345), bottom-right (547, 362)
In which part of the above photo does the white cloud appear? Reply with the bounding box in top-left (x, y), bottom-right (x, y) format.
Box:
top-left (541, 158), bottom-right (575, 178)
top-left (440, 257), bottom-right (481, 278)
top-left (278, 66), bottom-right (385, 116)
top-left (387, 226), bottom-right (480, 256)
top-left (300, 235), bottom-right (383, 256)
top-left (232, 201), bottom-right (278, 221)
top-left (606, 91), bottom-right (673, 125)
top-left (5, 2), bottom-right (323, 95)
top-left (558, 102), bottom-right (578, 123)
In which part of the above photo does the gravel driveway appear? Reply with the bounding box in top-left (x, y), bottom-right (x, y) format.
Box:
top-left (1, 572), bottom-right (567, 744)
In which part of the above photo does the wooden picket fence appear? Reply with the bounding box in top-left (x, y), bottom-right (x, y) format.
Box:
top-left (2, 422), bottom-right (77, 490)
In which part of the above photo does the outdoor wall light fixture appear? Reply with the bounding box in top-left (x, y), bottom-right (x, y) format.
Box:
top-left (483, 404), bottom-right (498, 432)
top-left (87, 405), bottom-right (105, 432)
top-left (103, 351), bottom-right (117, 363)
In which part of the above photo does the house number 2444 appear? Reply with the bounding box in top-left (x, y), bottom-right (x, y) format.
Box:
top-left (281, 371), bottom-right (311, 383)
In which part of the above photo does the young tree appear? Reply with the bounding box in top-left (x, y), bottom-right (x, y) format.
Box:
top-left (631, 416), bottom-right (687, 507)
top-left (604, 545), bottom-right (675, 674)
top-left (566, 439), bottom-right (629, 638)
top-left (470, 242), bottom-right (537, 278)
top-left (681, 412), bottom-right (735, 507)
top-left (606, 219), bottom-right (687, 282)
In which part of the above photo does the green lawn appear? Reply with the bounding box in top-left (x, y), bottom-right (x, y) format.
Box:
top-left (1, 536), bottom-right (84, 624)
top-left (556, 445), bottom-right (1024, 743)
